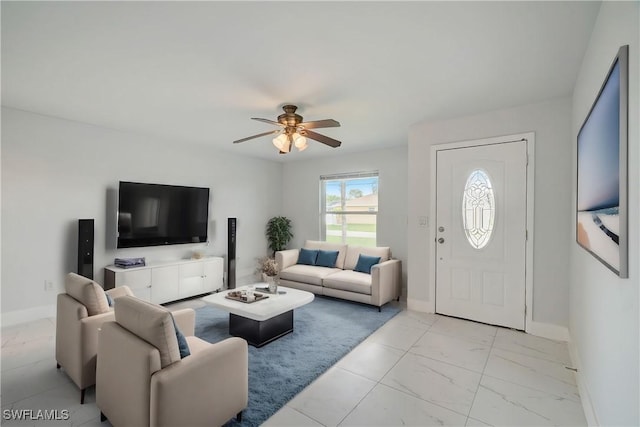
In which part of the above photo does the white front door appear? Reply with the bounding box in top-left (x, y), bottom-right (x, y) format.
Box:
top-left (435, 140), bottom-right (527, 330)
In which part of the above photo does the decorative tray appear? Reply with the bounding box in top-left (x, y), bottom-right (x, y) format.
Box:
top-left (225, 290), bottom-right (269, 304)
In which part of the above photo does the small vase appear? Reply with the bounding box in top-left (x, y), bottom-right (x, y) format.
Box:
top-left (266, 276), bottom-right (278, 293)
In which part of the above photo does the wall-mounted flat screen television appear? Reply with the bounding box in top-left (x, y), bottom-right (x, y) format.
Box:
top-left (117, 181), bottom-right (209, 249)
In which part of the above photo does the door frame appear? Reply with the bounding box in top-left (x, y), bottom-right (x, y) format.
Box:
top-left (428, 132), bottom-right (535, 331)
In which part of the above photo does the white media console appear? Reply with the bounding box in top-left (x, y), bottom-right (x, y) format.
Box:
top-left (104, 256), bottom-right (224, 305)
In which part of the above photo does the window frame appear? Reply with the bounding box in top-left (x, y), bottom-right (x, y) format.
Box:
top-left (319, 171), bottom-right (379, 246)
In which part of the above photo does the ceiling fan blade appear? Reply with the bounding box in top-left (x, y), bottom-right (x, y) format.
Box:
top-left (251, 118), bottom-right (285, 127)
top-left (303, 130), bottom-right (342, 148)
top-left (298, 119), bottom-right (340, 129)
top-left (233, 129), bottom-right (281, 144)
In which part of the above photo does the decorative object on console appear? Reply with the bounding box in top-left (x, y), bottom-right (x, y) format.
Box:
top-left (233, 105), bottom-right (342, 154)
top-left (114, 257), bottom-right (146, 268)
top-left (266, 216), bottom-right (293, 256)
top-left (576, 45), bottom-right (629, 278)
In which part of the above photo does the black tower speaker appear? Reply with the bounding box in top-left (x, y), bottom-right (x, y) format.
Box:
top-left (227, 218), bottom-right (237, 289)
top-left (78, 219), bottom-right (94, 279)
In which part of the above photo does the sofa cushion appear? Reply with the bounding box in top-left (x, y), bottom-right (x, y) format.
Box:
top-left (354, 254), bottom-right (381, 274)
top-left (297, 248), bottom-right (319, 266)
top-left (316, 250), bottom-right (339, 268)
top-left (304, 241), bottom-right (348, 269)
top-left (280, 264), bottom-right (342, 286)
top-left (322, 270), bottom-right (372, 295)
top-left (344, 246), bottom-right (390, 271)
top-left (114, 296), bottom-right (181, 368)
top-left (65, 272), bottom-right (110, 316)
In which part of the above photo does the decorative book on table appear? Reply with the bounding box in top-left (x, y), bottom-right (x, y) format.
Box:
top-left (114, 257), bottom-right (146, 269)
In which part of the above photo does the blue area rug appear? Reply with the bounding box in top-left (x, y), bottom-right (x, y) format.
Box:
top-left (194, 295), bottom-right (400, 426)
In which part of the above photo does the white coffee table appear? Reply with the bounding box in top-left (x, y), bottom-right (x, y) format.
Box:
top-left (201, 284), bottom-right (314, 347)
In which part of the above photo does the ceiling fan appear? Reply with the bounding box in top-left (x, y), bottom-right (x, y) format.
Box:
top-left (233, 105), bottom-right (341, 154)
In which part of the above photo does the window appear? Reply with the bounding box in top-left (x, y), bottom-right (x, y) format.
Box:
top-left (320, 171), bottom-right (378, 247)
top-left (462, 169), bottom-right (495, 249)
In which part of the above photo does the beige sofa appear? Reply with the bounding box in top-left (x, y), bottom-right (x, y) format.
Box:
top-left (276, 240), bottom-right (401, 310)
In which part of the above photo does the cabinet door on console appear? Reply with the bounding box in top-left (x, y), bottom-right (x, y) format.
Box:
top-left (179, 263), bottom-right (205, 299)
top-left (203, 258), bottom-right (224, 292)
top-left (151, 265), bottom-right (180, 304)
top-left (118, 269), bottom-right (152, 302)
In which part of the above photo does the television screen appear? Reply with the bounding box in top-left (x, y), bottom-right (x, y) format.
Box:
top-left (117, 181), bottom-right (209, 248)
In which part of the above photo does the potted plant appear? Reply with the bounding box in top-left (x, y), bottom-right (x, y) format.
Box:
top-left (266, 216), bottom-right (293, 256)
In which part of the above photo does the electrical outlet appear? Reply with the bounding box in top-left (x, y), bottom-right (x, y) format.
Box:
top-left (44, 280), bottom-right (54, 291)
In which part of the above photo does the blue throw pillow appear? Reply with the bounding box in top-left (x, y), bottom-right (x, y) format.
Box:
top-left (297, 248), bottom-right (319, 266)
top-left (354, 254), bottom-right (381, 274)
top-left (171, 314), bottom-right (191, 359)
top-left (316, 250), bottom-right (339, 268)
top-left (105, 292), bottom-right (114, 307)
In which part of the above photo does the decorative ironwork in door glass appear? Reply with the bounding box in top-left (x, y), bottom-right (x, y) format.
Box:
top-left (462, 169), bottom-right (495, 249)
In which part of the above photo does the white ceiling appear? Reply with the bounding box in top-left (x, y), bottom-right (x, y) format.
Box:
top-left (1, 1), bottom-right (600, 161)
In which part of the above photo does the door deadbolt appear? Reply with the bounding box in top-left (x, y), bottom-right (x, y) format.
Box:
top-left (438, 226), bottom-right (445, 232)
top-left (437, 237), bottom-right (445, 244)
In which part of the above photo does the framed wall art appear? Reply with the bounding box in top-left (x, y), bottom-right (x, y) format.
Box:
top-left (576, 44), bottom-right (628, 278)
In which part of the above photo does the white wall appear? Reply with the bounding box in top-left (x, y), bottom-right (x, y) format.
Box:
top-left (1, 107), bottom-right (283, 324)
top-left (408, 97), bottom-right (573, 328)
top-left (281, 147), bottom-right (408, 294)
top-left (570, 2), bottom-right (639, 425)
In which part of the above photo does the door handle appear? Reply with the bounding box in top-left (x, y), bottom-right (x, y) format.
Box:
top-left (437, 238), bottom-right (445, 244)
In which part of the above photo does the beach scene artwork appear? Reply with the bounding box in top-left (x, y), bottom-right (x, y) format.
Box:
top-left (576, 58), bottom-right (622, 273)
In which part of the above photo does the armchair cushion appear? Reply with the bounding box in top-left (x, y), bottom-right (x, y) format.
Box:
top-left (114, 296), bottom-right (181, 368)
top-left (65, 272), bottom-right (110, 316)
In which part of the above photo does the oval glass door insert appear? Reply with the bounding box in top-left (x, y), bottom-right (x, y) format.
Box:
top-left (462, 169), bottom-right (495, 249)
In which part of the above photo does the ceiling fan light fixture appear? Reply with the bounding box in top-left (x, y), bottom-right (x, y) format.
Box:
top-left (294, 133), bottom-right (308, 151)
top-left (234, 105), bottom-right (341, 152)
top-left (272, 133), bottom-right (289, 152)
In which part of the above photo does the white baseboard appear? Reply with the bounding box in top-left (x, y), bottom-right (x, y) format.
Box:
top-left (2, 304), bottom-right (56, 327)
top-left (406, 298), bottom-right (434, 313)
top-left (526, 320), bottom-right (570, 342)
top-left (568, 338), bottom-right (599, 426)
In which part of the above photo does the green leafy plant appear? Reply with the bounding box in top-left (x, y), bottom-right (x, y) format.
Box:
top-left (266, 216), bottom-right (293, 255)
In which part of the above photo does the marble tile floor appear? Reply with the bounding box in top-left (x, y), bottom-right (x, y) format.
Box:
top-left (1, 300), bottom-right (587, 426)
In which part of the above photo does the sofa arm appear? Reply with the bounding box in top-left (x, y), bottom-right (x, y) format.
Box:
top-left (105, 285), bottom-right (134, 300)
top-left (171, 308), bottom-right (195, 337)
top-left (276, 249), bottom-right (300, 271)
top-left (371, 259), bottom-right (402, 307)
top-left (150, 337), bottom-right (248, 427)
